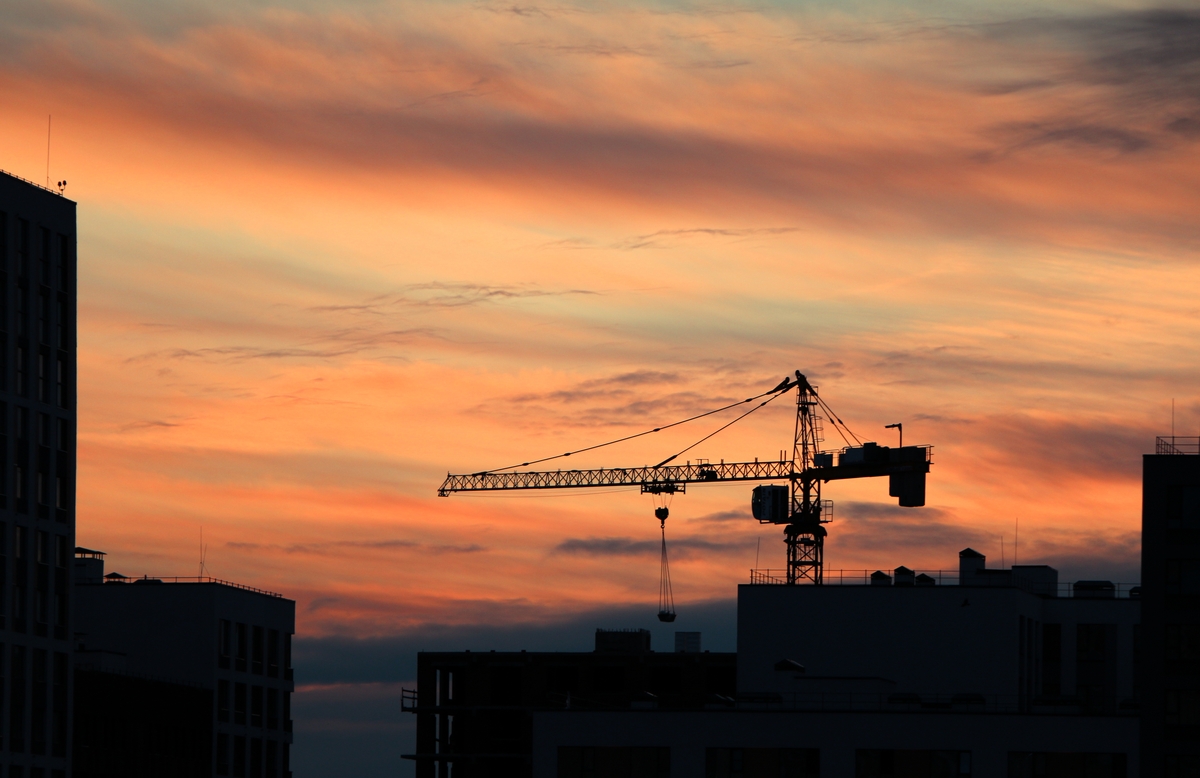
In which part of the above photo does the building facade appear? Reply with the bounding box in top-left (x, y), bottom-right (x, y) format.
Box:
top-left (0, 171), bottom-right (77, 778)
top-left (73, 552), bottom-right (295, 778)
top-left (404, 630), bottom-right (737, 777)
top-left (531, 552), bottom-right (1141, 778)
top-left (1140, 438), bottom-right (1200, 778)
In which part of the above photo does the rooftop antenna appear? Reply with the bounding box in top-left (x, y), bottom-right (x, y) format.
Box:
top-left (884, 422), bottom-right (903, 448)
top-left (45, 115), bottom-right (51, 188)
top-left (199, 526), bottom-right (209, 578)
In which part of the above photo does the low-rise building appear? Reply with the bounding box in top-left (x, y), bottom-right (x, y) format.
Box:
top-left (72, 549), bottom-right (296, 778)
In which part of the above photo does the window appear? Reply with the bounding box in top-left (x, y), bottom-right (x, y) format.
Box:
top-left (56, 236), bottom-right (67, 290)
top-left (217, 733), bottom-right (230, 776)
top-left (267, 630), bottom-right (279, 677)
top-left (51, 653), bottom-right (65, 758)
top-left (235, 682), bottom-right (247, 725)
top-left (856, 750), bottom-right (971, 777)
top-left (267, 688), bottom-right (278, 729)
top-left (1008, 752), bottom-right (1127, 777)
top-left (31, 649), bottom-right (45, 755)
top-left (10, 644), bottom-right (25, 752)
top-left (234, 735), bottom-right (247, 778)
top-left (1166, 689), bottom-right (1200, 731)
top-left (266, 740), bottom-right (278, 778)
top-left (15, 408), bottom-right (24, 441)
top-left (1041, 624), bottom-right (1060, 696)
top-left (252, 626), bottom-right (264, 674)
top-left (218, 680), bottom-right (230, 722)
top-left (35, 532), bottom-right (47, 565)
top-left (706, 748), bottom-right (820, 778)
top-left (219, 620), bottom-right (232, 669)
top-left (251, 737), bottom-right (263, 778)
top-left (283, 691), bottom-right (291, 732)
top-left (558, 747), bottom-right (671, 778)
top-left (237, 623), bottom-right (248, 672)
top-left (15, 292), bottom-right (23, 338)
top-left (39, 228), bottom-right (49, 283)
top-left (36, 293), bottom-right (46, 345)
top-left (55, 359), bottom-right (63, 409)
top-left (284, 633), bottom-right (292, 680)
top-left (54, 300), bottom-right (62, 349)
top-left (36, 354), bottom-right (44, 403)
top-left (56, 420), bottom-right (68, 452)
top-left (17, 219), bottom-right (28, 276)
top-left (251, 685), bottom-right (263, 726)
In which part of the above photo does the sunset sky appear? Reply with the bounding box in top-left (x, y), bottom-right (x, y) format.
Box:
top-left (3, 0), bottom-right (1198, 772)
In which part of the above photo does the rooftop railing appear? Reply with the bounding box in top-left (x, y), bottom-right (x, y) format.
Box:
top-left (100, 574), bottom-right (283, 598)
top-left (1157, 436), bottom-right (1200, 455)
top-left (0, 169), bottom-right (65, 196)
top-left (748, 570), bottom-right (1140, 598)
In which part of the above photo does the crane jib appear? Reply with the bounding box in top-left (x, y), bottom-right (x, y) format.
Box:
top-left (438, 460), bottom-right (792, 495)
top-left (436, 451), bottom-right (931, 496)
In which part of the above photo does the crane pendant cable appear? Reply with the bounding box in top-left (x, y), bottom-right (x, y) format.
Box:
top-left (656, 507), bottom-right (676, 623)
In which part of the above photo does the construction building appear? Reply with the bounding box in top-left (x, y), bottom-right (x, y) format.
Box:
top-left (0, 171), bottom-right (77, 778)
top-left (73, 550), bottom-right (296, 778)
top-left (403, 629), bottom-right (736, 777)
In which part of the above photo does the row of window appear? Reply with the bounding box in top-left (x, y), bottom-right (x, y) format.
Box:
top-left (219, 620), bottom-right (291, 678)
top-left (0, 276), bottom-right (72, 348)
top-left (218, 681), bottom-right (291, 731)
top-left (0, 525), bottom-right (71, 639)
top-left (0, 215), bottom-right (72, 293)
top-left (216, 734), bottom-right (289, 778)
top-left (555, 748), bottom-right (1128, 778)
top-left (0, 645), bottom-right (69, 757)
top-left (2, 348), bottom-right (71, 410)
top-left (0, 403), bottom-right (74, 523)
top-left (0, 768), bottom-right (64, 778)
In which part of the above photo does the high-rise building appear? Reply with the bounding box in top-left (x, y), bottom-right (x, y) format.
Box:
top-left (0, 171), bottom-right (77, 778)
top-left (1141, 437), bottom-right (1200, 777)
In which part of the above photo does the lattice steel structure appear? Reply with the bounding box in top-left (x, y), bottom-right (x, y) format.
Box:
top-left (439, 372), bottom-right (932, 584)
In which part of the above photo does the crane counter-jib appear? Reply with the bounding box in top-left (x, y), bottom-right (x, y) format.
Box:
top-left (437, 459), bottom-right (795, 495)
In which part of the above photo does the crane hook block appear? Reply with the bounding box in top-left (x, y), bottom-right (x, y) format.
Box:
top-left (654, 507), bottom-right (670, 522)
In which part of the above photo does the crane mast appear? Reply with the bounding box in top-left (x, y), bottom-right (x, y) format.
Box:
top-left (438, 372), bottom-right (931, 585)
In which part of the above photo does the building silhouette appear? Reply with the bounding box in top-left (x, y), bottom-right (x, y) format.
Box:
top-left (0, 171), bottom-right (77, 778)
top-left (72, 550), bottom-right (296, 778)
top-left (407, 551), bottom-right (1140, 777)
top-left (403, 629), bottom-right (736, 777)
top-left (1140, 438), bottom-right (1200, 777)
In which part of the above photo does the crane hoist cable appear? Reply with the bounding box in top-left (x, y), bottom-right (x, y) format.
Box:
top-left (657, 510), bottom-right (676, 623)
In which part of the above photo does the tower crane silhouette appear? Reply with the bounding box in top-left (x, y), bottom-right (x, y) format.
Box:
top-left (439, 371), bottom-right (932, 602)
